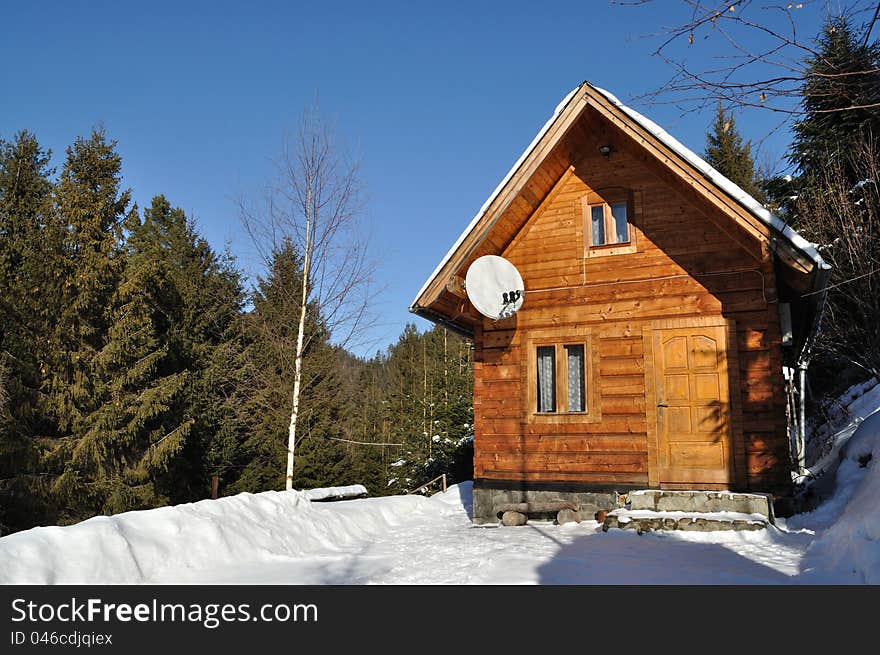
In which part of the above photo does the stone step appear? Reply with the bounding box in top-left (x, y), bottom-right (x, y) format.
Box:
top-left (603, 508), bottom-right (770, 533)
top-left (627, 489), bottom-right (775, 521)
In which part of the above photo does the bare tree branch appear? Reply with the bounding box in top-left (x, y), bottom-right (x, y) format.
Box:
top-left (793, 134), bottom-right (880, 379)
top-left (620, 1), bottom-right (880, 116)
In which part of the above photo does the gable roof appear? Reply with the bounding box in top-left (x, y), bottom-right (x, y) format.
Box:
top-left (410, 81), bottom-right (828, 316)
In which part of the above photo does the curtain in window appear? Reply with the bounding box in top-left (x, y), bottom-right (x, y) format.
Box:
top-left (611, 202), bottom-right (628, 243)
top-left (565, 344), bottom-right (586, 412)
top-left (591, 205), bottom-right (605, 245)
top-left (536, 346), bottom-right (556, 412)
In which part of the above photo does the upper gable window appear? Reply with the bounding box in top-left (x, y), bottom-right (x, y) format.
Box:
top-left (582, 189), bottom-right (637, 258)
top-left (590, 201), bottom-right (628, 245)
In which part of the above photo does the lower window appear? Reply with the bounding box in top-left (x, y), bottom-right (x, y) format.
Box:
top-left (534, 341), bottom-right (589, 414)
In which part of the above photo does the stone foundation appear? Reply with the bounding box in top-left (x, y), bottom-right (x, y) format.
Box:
top-left (473, 481), bottom-right (620, 525)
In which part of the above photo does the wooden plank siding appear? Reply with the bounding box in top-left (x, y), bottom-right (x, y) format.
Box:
top-left (471, 113), bottom-right (790, 494)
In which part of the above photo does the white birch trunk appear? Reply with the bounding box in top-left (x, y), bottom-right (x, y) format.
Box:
top-left (285, 184), bottom-right (313, 491)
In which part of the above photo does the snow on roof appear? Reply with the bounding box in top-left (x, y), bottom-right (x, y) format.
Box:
top-left (410, 82), bottom-right (828, 311)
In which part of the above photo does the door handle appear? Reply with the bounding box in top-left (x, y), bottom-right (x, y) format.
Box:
top-left (657, 402), bottom-right (669, 408)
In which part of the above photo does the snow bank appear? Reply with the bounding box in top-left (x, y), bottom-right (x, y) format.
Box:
top-left (428, 480), bottom-right (473, 512)
top-left (802, 408), bottom-right (880, 583)
top-left (0, 489), bottom-right (429, 584)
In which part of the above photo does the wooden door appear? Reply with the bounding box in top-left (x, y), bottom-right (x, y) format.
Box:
top-left (649, 321), bottom-right (733, 485)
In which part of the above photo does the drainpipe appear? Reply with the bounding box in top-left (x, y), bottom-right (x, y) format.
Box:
top-left (797, 365), bottom-right (807, 477)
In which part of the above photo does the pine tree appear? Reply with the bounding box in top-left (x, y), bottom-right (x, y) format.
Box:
top-left (142, 197), bottom-right (245, 503)
top-left (43, 129), bottom-right (131, 520)
top-left (383, 324), bottom-right (429, 492)
top-left (790, 15), bottom-right (880, 185)
top-left (0, 132), bottom-right (53, 433)
top-left (334, 350), bottom-right (394, 495)
top-left (72, 195), bottom-right (247, 512)
top-left (380, 324), bottom-right (473, 494)
top-left (73, 199), bottom-right (192, 513)
top-left (0, 130), bottom-right (485, 528)
top-left (785, 17), bottom-right (880, 381)
top-left (794, 135), bottom-right (880, 378)
top-left (704, 103), bottom-right (763, 201)
top-left (0, 131), bottom-right (57, 532)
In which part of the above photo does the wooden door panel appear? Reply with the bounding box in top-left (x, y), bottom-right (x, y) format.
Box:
top-left (692, 335), bottom-right (719, 369)
top-left (665, 374), bottom-right (689, 400)
top-left (653, 324), bottom-right (732, 484)
top-left (667, 442), bottom-right (725, 469)
top-left (694, 374), bottom-right (720, 400)
top-left (664, 406), bottom-right (692, 434)
top-left (663, 336), bottom-right (689, 369)
top-left (696, 406), bottom-right (725, 432)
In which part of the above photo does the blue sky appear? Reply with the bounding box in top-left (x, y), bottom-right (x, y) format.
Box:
top-left (1, 1), bottom-right (833, 356)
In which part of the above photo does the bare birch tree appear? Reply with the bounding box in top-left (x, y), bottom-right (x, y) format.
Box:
top-left (240, 107), bottom-right (374, 490)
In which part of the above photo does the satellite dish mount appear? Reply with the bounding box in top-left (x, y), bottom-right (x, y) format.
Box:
top-left (465, 255), bottom-right (525, 320)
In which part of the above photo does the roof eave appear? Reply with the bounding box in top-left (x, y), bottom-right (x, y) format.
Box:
top-left (409, 304), bottom-right (474, 339)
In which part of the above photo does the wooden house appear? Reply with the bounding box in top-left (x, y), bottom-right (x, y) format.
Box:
top-left (410, 82), bottom-right (830, 522)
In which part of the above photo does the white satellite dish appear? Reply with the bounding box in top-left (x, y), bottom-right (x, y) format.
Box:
top-left (465, 255), bottom-right (525, 320)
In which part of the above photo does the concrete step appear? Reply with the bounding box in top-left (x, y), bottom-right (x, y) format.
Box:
top-left (603, 508), bottom-right (770, 533)
top-left (627, 489), bottom-right (775, 521)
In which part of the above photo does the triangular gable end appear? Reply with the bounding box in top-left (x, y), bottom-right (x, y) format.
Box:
top-left (410, 81), bottom-right (828, 328)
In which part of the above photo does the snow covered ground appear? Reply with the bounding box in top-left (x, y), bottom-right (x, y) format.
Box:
top-left (2, 382), bottom-right (878, 585)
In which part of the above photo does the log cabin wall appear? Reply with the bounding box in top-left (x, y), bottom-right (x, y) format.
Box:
top-left (472, 107), bottom-right (790, 496)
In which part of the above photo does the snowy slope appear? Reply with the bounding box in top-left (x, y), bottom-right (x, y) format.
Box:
top-left (1, 384), bottom-right (878, 585)
top-left (797, 399), bottom-right (880, 583)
